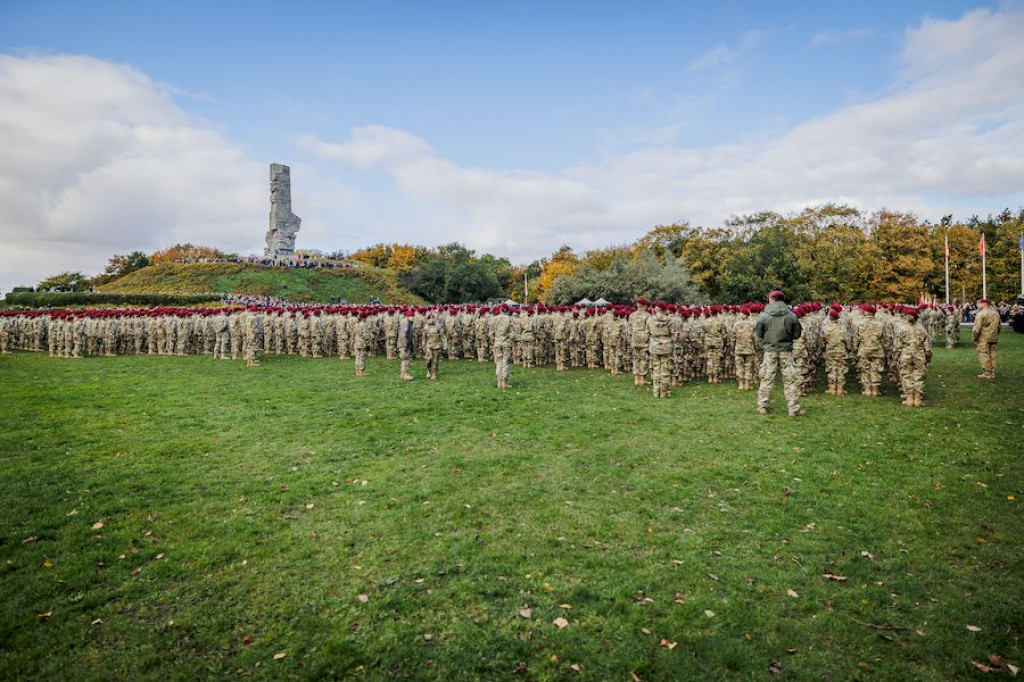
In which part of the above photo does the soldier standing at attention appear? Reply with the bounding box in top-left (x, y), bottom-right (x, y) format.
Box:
top-left (629, 299), bottom-right (652, 386)
top-left (491, 305), bottom-right (514, 389)
top-left (398, 310), bottom-right (415, 381)
top-left (972, 298), bottom-right (1001, 379)
top-left (944, 305), bottom-right (960, 349)
top-left (647, 304), bottom-right (673, 398)
top-left (422, 311), bottom-right (443, 380)
top-left (853, 305), bottom-right (885, 396)
top-left (896, 307), bottom-right (931, 406)
top-left (353, 312), bottom-right (369, 376)
top-left (754, 290), bottom-right (803, 417)
top-left (732, 305), bottom-right (758, 391)
top-left (822, 308), bottom-right (850, 395)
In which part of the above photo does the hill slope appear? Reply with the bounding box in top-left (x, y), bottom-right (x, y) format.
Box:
top-left (98, 262), bottom-right (423, 304)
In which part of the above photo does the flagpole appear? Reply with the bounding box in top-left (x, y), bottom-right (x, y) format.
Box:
top-left (944, 232), bottom-right (950, 306)
top-left (1020, 231), bottom-right (1023, 296)
top-left (981, 234), bottom-right (987, 300)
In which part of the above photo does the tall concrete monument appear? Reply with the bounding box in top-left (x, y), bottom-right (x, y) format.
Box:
top-left (265, 163), bottom-right (301, 258)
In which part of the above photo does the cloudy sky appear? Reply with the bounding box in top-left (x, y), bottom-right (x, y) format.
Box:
top-left (1, 0), bottom-right (1023, 291)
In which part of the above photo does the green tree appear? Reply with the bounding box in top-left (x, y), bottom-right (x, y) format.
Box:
top-left (864, 210), bottom-right (935, 301)
top-left (38, 271), bottom-right (91, 292)
top-left (790, 205), bottom-right (870, 301)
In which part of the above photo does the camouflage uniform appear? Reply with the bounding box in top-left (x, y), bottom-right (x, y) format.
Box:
top-left (732, 312), bottom-right (759, 390)
top-left (647, 307), bottom-right (673, 398)
top-left (972, 303), bottom-right (1001, 379)
top-left (896, 313), bottom-right (931, 406)
top-left (491, 308), bottom-right (514, 389)
top-left (628, 305), bottom-right (651, 386)
top-left (423, 315), bottom-right (443, 379)
top-left (853, 312), bottom-right (885, 396)
top-left (822, 315), bottom-right (850, 395)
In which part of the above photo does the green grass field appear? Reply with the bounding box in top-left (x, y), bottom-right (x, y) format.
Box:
top-left (1, 332), bottom-right (1021, 680)
top-left (98, 262), bottom-right (423, 304)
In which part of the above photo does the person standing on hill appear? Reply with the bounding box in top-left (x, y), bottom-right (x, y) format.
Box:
top-left (972, 298), bottom-right (1001, 379)
top-left (754, 290), bottom-right (803, 417)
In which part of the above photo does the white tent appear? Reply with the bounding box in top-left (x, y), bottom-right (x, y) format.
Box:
top-left (575, 298), bottom-right (593, 306)
top-left (593, 298), bottom-right (611, 306)
top-left (503, 299), bottom-right (520, 307)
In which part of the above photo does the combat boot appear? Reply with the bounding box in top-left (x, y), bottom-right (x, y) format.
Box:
top-left (914, 392), bottom-right (924, 407)
top-left (902, 394), bottom-right (913, 406)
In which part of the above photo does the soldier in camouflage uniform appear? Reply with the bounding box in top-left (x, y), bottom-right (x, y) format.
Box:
top-left (732, 305), bottom-right (759, 390)
top-left (944, 305), bottom-right (960, 349)
top-left (423, 311), bottom-right (443, 379)
top-left (822, 308), bottom-right (850, 395)
top-left (490, 305), bottom-right (513, 388)
top-left (896, 307), bottom-right (931, 406)
top-left (352, 312), bottom-right (369, 376)
top-left (628, 299), bottom-right (651, 386)
top-left (852, 305), bottom-right (885, 396)
top-left (647, 304), bottom-right (673, 398)
top-left (972, 298), bottom-right (1001, 379)
top-left (754, 291), bottom-right (803, 417)
top-left (397, 310), bottom-right (415, 380)
top-left (474, 308), bottom-right (490, 362)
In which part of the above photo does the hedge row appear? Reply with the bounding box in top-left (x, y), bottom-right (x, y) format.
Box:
top-left (4, 291), bottom-right (222, 308)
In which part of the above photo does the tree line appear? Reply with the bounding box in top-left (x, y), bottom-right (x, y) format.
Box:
top-left (23, 205), bottom-right (1024, 304)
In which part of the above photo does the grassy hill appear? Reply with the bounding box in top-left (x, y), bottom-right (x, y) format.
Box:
top-left (98, 262), bottom-right (424, 304)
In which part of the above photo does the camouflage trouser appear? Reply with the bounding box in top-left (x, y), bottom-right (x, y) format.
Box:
top-left (824, 352), bottom-right (848, 387)
top-left (554, 340), bottom-right (567, 370)
top-left (857, 354), bottom-right (884, 391)
top-left (650, 352), bottom-right (671, 398)
top-left (425, 349), bottom-right (440, 377)
top-left (354, 347), bottom-right (366, 374)
top-left (586, 342), bottom-right (600, 369)
top-left (976, 342), bottom-right (998, 377)
top-left (632, 346), bottom-right (649, 380)
top-left (215, 332), bottom-right (230, 359)
top-left (493, 344), bottom-right (511, 386)
top-left (385, 335), bottom-right (397, 360)
top-left (734, 352), bottom-right (757, 385)
top-left (898, 352), bottom-right (927, 395)
top-left (705, 344), bottom-right (722, 379)
top-left (758, 351), bottom-right (800, 413)
top-left (521, 341), bottom-right (536, 368)
top-left (945, 329), bottom-right (958, 348)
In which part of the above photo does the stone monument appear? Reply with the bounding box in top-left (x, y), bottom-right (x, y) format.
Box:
top-left (265, 163), bottom-right (301, 258)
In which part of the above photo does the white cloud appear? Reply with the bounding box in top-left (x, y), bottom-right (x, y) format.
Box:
top-left (0, 54), bottom-right (265, 291)
top-left (301, 7), bottom-right (1024, 264)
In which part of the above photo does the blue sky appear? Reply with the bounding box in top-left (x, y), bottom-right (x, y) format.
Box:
top-left (1, 0), bottom-right (1022, 290)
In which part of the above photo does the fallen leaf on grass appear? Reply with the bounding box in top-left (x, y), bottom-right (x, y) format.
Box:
top-left (704, 610), bottom-right (716, 618)
top-left (273, 651), bottom-right (288, 660)
top-left (451, 467), bottom-right (461, 474)
top-left (641, 627), bottom-right (651, 635)
top-left (558, 603), bottom-right (572, 610)
top-left (243, 635), bottom-right (254, 644)
top-left (41, 558), bottom-right (52, 569)
top-left (768, 659), bottom-right (783, 675)
top-left (305, 503), bottom-right (314, 509)
top-left (569, 663), bottom-right (582, 672)
top-left (659, 639), bottom-right (677, 650)
top-left (22, 536), bottom-right (38, 544)
top-left (967, 625), bottom-right (981, 632)
top-left (823, 573), bottom-right (847, 582)
top-left (519, 608), bottom-right (532, 619)
top-left (66, 509), bottom-right (78, 516)
top-left (860, 550), bottom-right (875, 560)
top-left (357, 594), bottom-right (370, 603)
top-left (91, 618), bottom-right (103, 626)
top-left (553, 617), bottom-right (569, 629)
top-left (787, 589), bottom-right (799, 598)
top-left (155, 553), bottom-right (164, 560)
top-left (37, 611), bottom-right (52, 621)
top-left (91, 521), bottom-right (104, 531)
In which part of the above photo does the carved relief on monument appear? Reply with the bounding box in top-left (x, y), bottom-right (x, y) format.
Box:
top-left (265, 163), bottom-right (301, 258)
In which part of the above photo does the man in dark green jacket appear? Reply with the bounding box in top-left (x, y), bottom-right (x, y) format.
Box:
top-left (754, 290), bottom-right (803, 416)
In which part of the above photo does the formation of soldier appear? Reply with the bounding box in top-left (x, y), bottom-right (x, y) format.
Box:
top-left (1, 297), bottom-right (964, 407)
